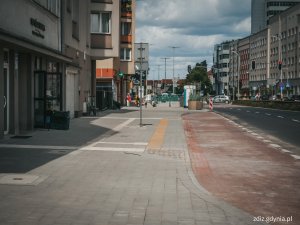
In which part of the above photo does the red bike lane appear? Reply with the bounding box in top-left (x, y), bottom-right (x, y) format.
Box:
top-left (183, 112), bottom-right (300, 225)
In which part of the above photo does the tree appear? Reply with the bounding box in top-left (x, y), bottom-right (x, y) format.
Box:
top-left (185, 62), bottom-right (213, 95)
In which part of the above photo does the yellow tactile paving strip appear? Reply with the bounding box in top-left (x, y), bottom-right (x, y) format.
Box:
top-left (147, 119), bottom-right (168, 150)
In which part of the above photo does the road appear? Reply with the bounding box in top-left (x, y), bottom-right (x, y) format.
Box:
top-left (213, 103), bottom-right (300, 154)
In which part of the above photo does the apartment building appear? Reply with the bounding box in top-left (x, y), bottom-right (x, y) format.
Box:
top-left (0, 0), bottom-right (136, 139)
top-left (269, 3), bottom-right (300, 95)
top-left (249, 28), bottom-right (270, 96)
top-left (251, 0), bottom-right (300, 34)
top-left (95, 0), bottom-right (135, 110)
top-left (238, 37), bottom-right (251, 96)
top-left (213, 42), bottom-right (230, 95)
top-left (0, 0), bottom-right (70, 138)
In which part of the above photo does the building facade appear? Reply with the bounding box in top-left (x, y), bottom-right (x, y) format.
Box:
top-left (95, 0), bottom-right (135, 110)
top-left (251, 0), bottom-right (300, 34)
top-left (213, 42), bottom-right (230, 95)
top-left (0, 0), bottom-right (136, 139)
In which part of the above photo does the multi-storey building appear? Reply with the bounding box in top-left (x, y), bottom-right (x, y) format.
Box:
top-left (249, 28), bottom-right (270, 96)
top-left (238, 37), bottom-right (250, 97)
top-left (251, 0), bottom-right (300, 34)
top-left (0, 0), bottom-right (136, 139)
top-left (95, 0), bottom-right (135, 110)
top-left (269, 3), bottom-right (300, 95)
top-left (213, 42), bottom-right (230, 95)
top-left (228, 38), bottom-right (250, 99)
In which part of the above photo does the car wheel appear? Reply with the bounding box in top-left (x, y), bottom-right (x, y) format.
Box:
top-left (225, 100), bottom-right (229, 104)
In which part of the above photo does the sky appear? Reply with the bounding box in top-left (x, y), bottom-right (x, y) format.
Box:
top-left (135, 0), bottom-right (252, 80)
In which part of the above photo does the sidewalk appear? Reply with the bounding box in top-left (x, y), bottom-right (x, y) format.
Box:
top-left (0, 107), bottom-right (266, 225)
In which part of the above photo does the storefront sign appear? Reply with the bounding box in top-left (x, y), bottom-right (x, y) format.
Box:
top-left (30, 18), bottom-right (45, 39)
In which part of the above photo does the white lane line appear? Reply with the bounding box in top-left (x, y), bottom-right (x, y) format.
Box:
top-left (263, 140), bottom-right (271, 143)
top-left (237, 109), bottom-right (241, 111)
top-left (246, 111), bottom-right (250, 113)
top-left (265, 113), bottom-right (271, 116)
top-left (0, 144), bottom-right (77, 150)
top-left (95, 142), bottom-right (148, 146)
top-left (269, 143), bottom-right (281, 149)
top-left (291, 155), bottom-right (300, 160)
top-left (292, 119), bottom-right (300, 123)
top-left (255, 112), bottom-right (260, 114)
top-left (281, 149), bottom-right (292, 153)
top-left (80, 147), bottom-right (145, 152)
top-left (113, 118), bottom-right (135, 132)
top-left (277, 116), bottom-right (284, 119)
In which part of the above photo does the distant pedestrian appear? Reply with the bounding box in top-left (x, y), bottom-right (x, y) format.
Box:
top-left (126, 93), bottom-right (131, 106)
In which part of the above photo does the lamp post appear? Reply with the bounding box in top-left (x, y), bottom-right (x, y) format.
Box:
top-left (160, 57), bottom-right (170, 91)
top-left (232, 50), bottom-right (240, 100)
top-left (169, 46), bottom-right (180, 94)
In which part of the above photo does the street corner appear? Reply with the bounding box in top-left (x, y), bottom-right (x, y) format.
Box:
top-left (182, 111), bottom-right (300, 225)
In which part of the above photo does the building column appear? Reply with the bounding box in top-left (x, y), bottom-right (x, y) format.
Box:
top-left (0, 48), bottom-right (4, 138)
top-left (12, 50), bottom-right (19, 135)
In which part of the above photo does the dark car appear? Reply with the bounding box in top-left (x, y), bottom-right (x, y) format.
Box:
top-left (259, 95), bottom-right (270, 101)
top-left (290, 95), bottom-right (300, 102)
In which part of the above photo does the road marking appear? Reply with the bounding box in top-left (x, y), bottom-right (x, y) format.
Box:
top-left (269, 143), bottom-right (281, 149)
top-left (255, 112), bottom-right (260, 114)
top-left (246, 111), bottom-right (250, 113)
top-left (291, 155), bottom-right (300, 160)
top-left (277, 116), bottom-right (284, 119)
top-left (281, 149), bottom-right (291, 153)
top-left (96, 142), bottom-right (148, 146)
top-left (80, 147), bottom-right (145, 152)
top-left (113, 118), bottom-right (135, 131)
top-left (147, 119), bottom-right (169, 150)
top-left (237, 109), bottom-right (241, 111)
top-left (265, 113), bottom-right (271, 116)
top-left (0, 144), bottom-right (77, 150)
top-left (292, 119), bottom-right (300, 123)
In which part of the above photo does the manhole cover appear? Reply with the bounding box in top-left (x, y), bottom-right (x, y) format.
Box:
top-left (0, 174), bottom-right (46, 185)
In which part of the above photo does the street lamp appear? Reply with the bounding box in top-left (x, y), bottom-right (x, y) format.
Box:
top-left (169, 46), bottom-right (180, 94)
top-left (160, 57), bottom-right (170, 91)
top-left (232, 50), bottom-right (240, 100)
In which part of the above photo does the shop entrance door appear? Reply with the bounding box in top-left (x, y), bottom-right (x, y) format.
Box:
top-left (34, 71), bottom-right (62, 128)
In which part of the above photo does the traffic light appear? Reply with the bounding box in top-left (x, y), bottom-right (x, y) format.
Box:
top-left (278, 60), bottom-right (282, 70)
top-left (118, 71), bottom-right (124, 78)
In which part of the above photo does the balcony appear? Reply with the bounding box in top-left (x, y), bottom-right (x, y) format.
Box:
top-left (91, 34), bottom-right (112, 49)
top-left (121, 35), bottom-right (132, 44)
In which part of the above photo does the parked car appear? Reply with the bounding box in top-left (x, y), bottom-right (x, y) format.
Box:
top-left (212, 95), bottom-right (230, 104)
top-left (259, 94), bottom-right (270, 101)
top-left (290, 95), bottom-right (300, 102)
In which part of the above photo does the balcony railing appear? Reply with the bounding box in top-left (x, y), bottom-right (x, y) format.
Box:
top-left (121, 35), bottom-right (132, 44)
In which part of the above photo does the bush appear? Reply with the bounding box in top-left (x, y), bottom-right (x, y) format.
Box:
top-left (189, 93), bottom-right (203, 101)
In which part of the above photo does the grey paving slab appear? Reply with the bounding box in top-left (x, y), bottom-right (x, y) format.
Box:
top-left (0, 107), bottom-right (268, 225)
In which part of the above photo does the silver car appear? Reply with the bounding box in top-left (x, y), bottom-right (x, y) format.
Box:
top-left (213, 95), bottom-right (230, 104)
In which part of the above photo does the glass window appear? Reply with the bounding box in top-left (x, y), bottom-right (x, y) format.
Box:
top-left (121, 22), bottom-right (131, 35)
top-left (91, 12), bottom-right (111, 34)
top-left (101, 13), bottom-right (110, 33)
top-left (120, 48), bottom-right (131, 61)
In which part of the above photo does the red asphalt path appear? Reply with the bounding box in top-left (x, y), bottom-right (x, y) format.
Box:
top-left (183, 112), bottom-right (300, 225)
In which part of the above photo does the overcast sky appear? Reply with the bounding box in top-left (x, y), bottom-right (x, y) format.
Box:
top-left (135, 0), bottom-right (251, 80)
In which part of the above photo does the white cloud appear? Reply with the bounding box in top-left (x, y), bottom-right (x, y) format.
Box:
top-left (136, 0), bottom-right (251, 79)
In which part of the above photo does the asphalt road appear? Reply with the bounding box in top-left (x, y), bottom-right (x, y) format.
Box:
top-left (213, 104), bottom-right (300, 153)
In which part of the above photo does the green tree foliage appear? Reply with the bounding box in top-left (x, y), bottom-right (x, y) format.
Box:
top-left (185, 62), bottom-right (213, 95)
